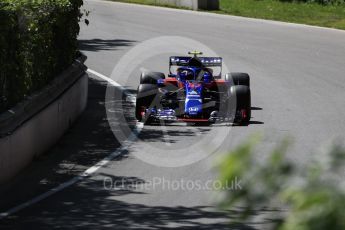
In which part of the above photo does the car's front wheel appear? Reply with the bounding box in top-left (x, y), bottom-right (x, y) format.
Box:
top-left (225, 72), bottom-right (250, 87)
top-left (140, 71), bottom-right (165, 84)
top-left (230, 85), bottom-right (251, 123)
top-left (135, 83), bottom-right (159, 122)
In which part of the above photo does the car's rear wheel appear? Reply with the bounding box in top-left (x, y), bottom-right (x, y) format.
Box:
top-left (135, 83), bottom-right (159, 122)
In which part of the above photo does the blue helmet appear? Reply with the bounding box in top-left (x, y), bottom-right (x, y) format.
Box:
top-left (178, 68), bottom-right (194, 81)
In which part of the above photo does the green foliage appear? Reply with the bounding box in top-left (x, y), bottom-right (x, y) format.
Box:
top-left (218, 136), bottom-right (345, 229)
top-left (219, 0), bottom-right (345, 30)
top-left (0, 0), bottom-right (84, 113)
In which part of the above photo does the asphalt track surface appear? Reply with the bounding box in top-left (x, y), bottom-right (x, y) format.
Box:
top-left (1, 0), bottom-right (345, 229)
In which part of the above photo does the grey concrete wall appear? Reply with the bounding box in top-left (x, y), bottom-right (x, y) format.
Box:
top-left (157, 0), bottom-right (219, 10)
top-left (0, 58), bottom-right (88, 184)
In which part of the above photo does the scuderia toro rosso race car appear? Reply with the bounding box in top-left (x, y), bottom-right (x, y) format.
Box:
top-left (135, 51), bottom-right (251, 125)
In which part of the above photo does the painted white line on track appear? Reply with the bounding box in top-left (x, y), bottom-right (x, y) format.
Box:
top-left (87, 68), bottom-right (137, 103)
top-left (87, 68), bottom-right (124, 90)
top-left (0, 69), bottom-right (142, 220)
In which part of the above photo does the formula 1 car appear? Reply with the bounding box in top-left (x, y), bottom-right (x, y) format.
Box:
top-left (135, 51), bottom-right (251, 125)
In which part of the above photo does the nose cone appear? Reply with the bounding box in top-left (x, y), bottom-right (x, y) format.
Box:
top-left (185, 82), bottom-right (203, 116)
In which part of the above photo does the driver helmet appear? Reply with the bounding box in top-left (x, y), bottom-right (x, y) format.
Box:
top-left (178, 69), bottom-right (194, 81)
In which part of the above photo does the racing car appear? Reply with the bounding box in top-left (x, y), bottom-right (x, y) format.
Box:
top-left (135, 51), bottom-right (251, 125)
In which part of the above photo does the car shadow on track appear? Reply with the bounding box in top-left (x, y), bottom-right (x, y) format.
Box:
top-left (251, 107), bottom-right (263, 111)
top-left (233, 106), bottom-right (264, 126)
top-left (136, 127), bottom-right (212, 144)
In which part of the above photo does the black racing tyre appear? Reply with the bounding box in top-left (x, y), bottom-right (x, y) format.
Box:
top-left (140, 71), bottom-right (165, 84)
top-left (135, 84), bottom-right (159, 121)
top-left (229, 85), bottom-right (251, 123)
top-left (225, 72), bottom-right (250, 87)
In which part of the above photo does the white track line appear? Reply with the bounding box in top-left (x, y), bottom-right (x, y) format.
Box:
top-left (87, 69), bottom-right (124, 90)
top-left (0, 69), bottom-right (142, 220)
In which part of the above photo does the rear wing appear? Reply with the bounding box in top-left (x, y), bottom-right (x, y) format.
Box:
top-left (169, 56), bottom-right (222, 67)
top-left (169, 56), bottom-right (223, 77)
